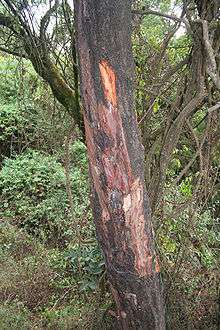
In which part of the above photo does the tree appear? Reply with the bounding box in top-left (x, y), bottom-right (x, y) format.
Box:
top-left (132, 0), bottom-right (220, 214)
top-left (0, 0), bottom-right (83, 131)
top-left (74, 1), bottom-right (165, 328)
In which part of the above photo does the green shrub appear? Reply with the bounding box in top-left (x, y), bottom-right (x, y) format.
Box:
top-left (0, 103), bottom-right (27, 142)
top-left (46, 242), bottom-right (105, 293)
top-left (65, 243), bottom-right (105, 292)
top-left (0, 145), bottom-right (89, 242)
top-left (0, 56), bottom-right (19, 103)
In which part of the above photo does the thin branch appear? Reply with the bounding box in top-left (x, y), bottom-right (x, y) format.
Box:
top-left (193, 102), bottom-right (220, 129)
top-left (174, 153), bottom-right (198, 185)
top-left (138, 58), bottom-right (188, 126)
top-left (208, 101), bottom-right (220, 113)
top-left (161, 56), bottom-right (189, 84)
top-left (201, 19), bottom-right (220, 90)
top-left (132, 8), bottom-right (189, 28)
top-left (40, 0), bottom-right (59, 41)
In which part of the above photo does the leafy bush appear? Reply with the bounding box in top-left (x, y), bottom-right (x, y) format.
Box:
top-left (46, 242), bottom-right (105, 294)
top-left (0, 103), bottom-right (27, 142)
top-left (0, 145), bottom-right (89, 242)
top-left (0, 56), bottom-right (19, 103)
top-left (157, 186), bottom-right (219, 328)
top-left (66, 244), bottom-right (105, 292)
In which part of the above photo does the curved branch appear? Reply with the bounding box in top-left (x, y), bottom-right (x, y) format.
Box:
top-left (201, 19), bottom-right (220, 90)
top-left (40, 0), bottom-right (59, 41)
top-left (132, 8), bottom-right (189, 27)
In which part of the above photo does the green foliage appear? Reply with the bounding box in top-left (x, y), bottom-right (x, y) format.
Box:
top-left (179, 176), bottom-right (192, 197)
top-left (158, 187), bottom-right (219, 270)
top-left (0, 103), bottom-right (27, 142)
top-left (0, 56), bottom-right (19, 103)
top-left (168, 35), bottom-right (191, 63)
top-left (46, 243), bottom-right (105, 293)
top-left (66, 244), bottom-right (105, 292)
top-left (0, 145), bottom-right (89, 242)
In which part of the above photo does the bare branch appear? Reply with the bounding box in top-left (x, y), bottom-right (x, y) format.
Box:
top-left (174, 153), bottom-right (198, 185)
top-left (40, 0), bottom-right (59, 41)
top-left (201, 19), bottom-right (220, 90)
top-left (161, 56), bottom-right (189, 84)
top-left (208, 101), bottom-right (220, 113)
top-left (132, 8), bottom-right (189, 28)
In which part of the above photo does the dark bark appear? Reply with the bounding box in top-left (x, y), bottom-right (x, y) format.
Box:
top-left (74, 1), bottom-right (165, 329)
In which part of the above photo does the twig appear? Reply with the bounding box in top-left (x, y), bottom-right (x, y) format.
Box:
top-left (132, 9), bottom-right (188, 27)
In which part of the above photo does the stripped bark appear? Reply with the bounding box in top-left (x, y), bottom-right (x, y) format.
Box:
top-left (74, 0), bottom-right (165, 329)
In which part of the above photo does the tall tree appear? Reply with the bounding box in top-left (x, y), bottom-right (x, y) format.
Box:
top-left (74, 0), bottom-right (165, 328)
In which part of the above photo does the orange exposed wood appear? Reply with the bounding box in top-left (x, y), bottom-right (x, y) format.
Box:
top-left (99, 59), bottom-right (117, 107)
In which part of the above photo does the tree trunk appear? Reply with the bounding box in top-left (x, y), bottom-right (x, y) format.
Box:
top-left (74, 1), bottom-right (165, 328)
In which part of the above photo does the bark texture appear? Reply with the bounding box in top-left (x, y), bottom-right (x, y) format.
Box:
top-left (74, 1), bottom-right (165, 329)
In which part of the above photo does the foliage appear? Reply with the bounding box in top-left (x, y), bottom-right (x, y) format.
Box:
top-left (66, 243), bottom-right (105, 292)
top-left (0, 146), bottom-right (89, 242)
top-left (157, 186), bottom-right (219, 328)
top-left (0, 103), bottom-right (27, 142)
top-left (0, 56), bottom-right (19, 103)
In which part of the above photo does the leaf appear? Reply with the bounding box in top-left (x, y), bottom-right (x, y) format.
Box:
top-left (153, 98), bottom-right (160, 113)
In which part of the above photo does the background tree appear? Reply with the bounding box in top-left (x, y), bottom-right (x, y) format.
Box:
top-left (0, 0), bottom-right (83, 130)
